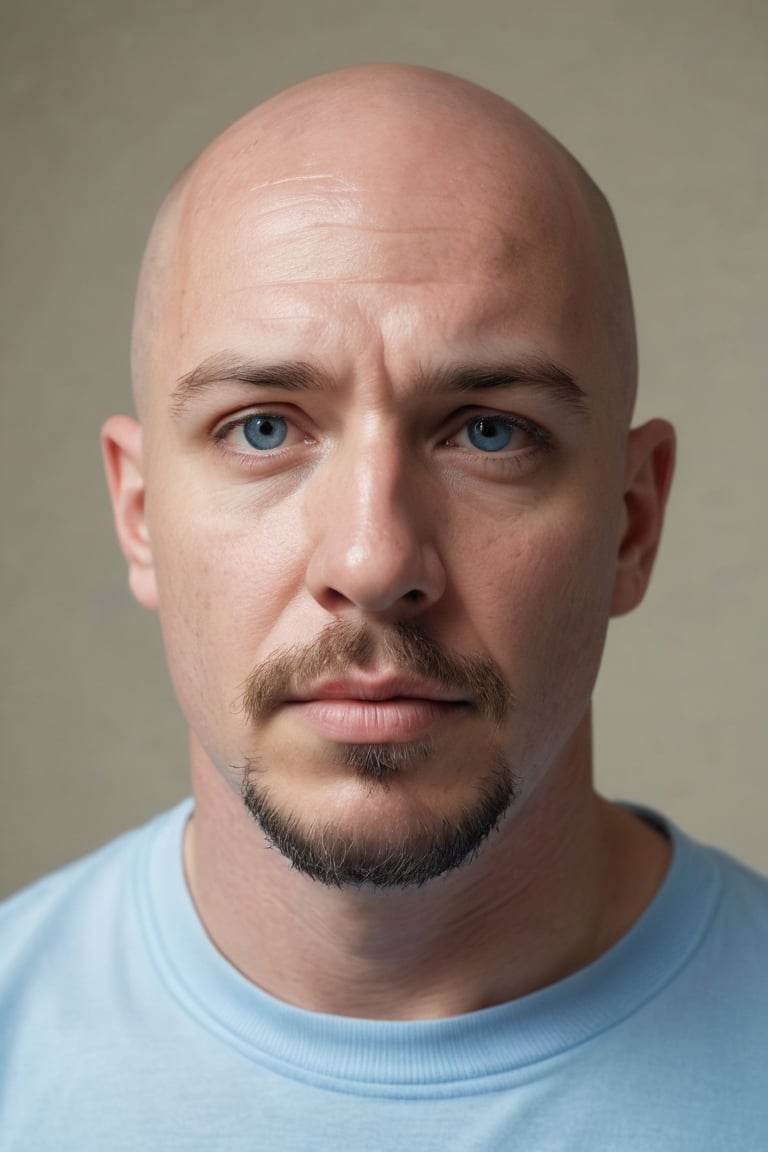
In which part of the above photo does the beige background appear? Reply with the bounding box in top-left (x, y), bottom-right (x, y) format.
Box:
top-left (1, 0), bottom-right (766, 898)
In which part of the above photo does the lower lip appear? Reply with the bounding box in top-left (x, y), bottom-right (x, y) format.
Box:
top-left (285, 698), bottom-right (469, 743)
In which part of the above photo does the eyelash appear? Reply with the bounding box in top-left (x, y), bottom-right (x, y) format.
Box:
top-left (444, 412), bottom-right (552, 448)
top-left (212, 410), bottom-right (310, 456)
top-left (211, 409), bottom-right (554, 472)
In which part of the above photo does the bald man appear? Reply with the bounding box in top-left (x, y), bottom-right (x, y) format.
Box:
top-left (1, 66), bottom-right (767, 1150)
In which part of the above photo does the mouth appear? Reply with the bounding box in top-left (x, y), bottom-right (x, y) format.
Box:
top-left (284, 675), bottom-right (471, 743)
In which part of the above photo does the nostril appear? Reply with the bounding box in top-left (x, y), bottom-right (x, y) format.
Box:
top-left (405, 589), bottom-right (424, 604)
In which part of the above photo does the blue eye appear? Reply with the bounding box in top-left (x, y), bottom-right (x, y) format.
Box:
top-left (465, 416), bottom-right (516, 452)
top-left (242, 415), bottom-right (288, 450)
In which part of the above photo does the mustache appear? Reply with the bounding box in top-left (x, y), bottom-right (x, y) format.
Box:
top-left (240, 620), bottom-right (513, 728)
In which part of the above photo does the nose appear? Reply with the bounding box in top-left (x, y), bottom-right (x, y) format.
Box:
top-left (304, 433), bottom-right (447, 620)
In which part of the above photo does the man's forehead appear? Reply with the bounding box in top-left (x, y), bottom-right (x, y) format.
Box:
top-left (177, 196), bottom-right (528, 293)
top-left (169, 176), bottom-right (588, 364)
top-left (170, 140), bottom-right (593, 310)
top-left (159, 147), bottom-right (603, 407)
top-left (131, 66), bottom-right (637, 425)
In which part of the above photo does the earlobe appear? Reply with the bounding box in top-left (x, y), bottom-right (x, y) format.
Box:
top-left (610, 419), bottom-right (676, 618)
top-left (101, 415), bottom-right (158, 610)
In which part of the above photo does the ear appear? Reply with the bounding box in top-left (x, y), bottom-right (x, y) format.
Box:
top-left (610, 418), bottom-right (676, 617)
top-left (101, 415), bottom-right (158, 610)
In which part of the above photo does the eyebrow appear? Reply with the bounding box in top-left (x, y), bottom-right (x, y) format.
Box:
top-left (171, 356), bottom-right (330, 415)
top-left (170, 351), bottom-right (588, 416)
top-left (421, 358), bottom-right (588, 413)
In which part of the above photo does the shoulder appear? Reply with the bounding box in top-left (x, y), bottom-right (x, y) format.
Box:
top-left (649, 814), bottom-right (768, 1010)
top-left (668, 816), bottom-right (768, 911)
top-left (0, 802), bottom-right (191, 989)
top-left (633, 804), bottom-right (768, 908)
top-left (700, 838), bottom-right (768, 938)
top-left (606, 806), bottom-right (768, 1019)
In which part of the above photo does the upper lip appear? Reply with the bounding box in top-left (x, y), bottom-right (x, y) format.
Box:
top-left (287, 674), bottom-right (468, 704)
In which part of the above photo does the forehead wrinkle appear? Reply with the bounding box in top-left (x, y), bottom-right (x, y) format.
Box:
top-left (218, 182), bottom-right (502, 243)
top-left (248, 174), bottom-right (362, 191)
top-left (197, 168), bottom-right (477, 244)
top-left (224, 278), bottom-right (485, 290)
top-left (219, 212), bottom-right (522, 291)
top-left (233, 210), bottom-right (480, 246)
top-left (306, 223), bottom-right (472, 237)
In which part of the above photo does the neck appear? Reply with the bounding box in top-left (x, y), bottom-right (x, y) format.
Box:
top-left (184, 720), bottom-right (670, 1020)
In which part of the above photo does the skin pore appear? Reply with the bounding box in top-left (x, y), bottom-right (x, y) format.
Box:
top-left (103, 65), bottom-right (675, 1020)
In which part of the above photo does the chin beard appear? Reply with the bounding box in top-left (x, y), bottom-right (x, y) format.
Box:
top-left (240, 744), bottom-right (519, 889)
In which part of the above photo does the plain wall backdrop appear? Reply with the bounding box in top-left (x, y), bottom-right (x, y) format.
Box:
top-left (1, 0), bottom-right (766, 897)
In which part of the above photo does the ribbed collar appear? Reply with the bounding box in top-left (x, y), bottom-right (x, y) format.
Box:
top-left (135, 800), bottom-right (720, 1096)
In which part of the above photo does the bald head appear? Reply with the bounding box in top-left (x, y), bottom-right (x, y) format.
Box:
top-left (131, 65), bottom-right (636, 424)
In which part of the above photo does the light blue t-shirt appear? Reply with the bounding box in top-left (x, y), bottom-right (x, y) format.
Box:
top-left (1, 800), bottom-right (767, 1150)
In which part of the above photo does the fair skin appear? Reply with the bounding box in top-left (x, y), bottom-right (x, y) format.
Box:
top-left (103, 66), bottom-right (675, 1020)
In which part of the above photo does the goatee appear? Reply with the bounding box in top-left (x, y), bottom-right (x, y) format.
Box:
top-left (237, 620), bottom-right (517, 888)
top-left (241, 752), bottom-right (519, 888)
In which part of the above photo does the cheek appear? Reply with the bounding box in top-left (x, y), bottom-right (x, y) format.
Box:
top-left (453, 503), bottom-right (619, 792)
top-left (465, 500), bottom-right (619, 707)
top-left (147, 483), bottom-right (309, 751)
